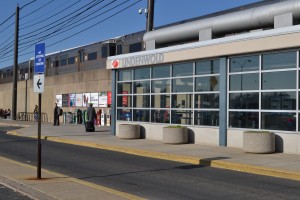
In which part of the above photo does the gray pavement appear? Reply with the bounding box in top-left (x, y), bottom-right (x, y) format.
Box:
top-left (0, 119), bottom-right (300, 199)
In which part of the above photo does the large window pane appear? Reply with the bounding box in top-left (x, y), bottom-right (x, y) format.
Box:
top-left (133, 95), bottom-right (150, 108)
top-left (262, 51), bottom-right (296, 70)
top-left (171, 94), bottom-right (192, 108)
top-left (117, 82), bottom-right (132, 94)
top-left (133, 109), bottom-right (149, 122)
top-left (117, 109), bottom-right (131, 121)
top-left (171, 110), bottom-right (192, 125)
top-left (229, 112), bottom-right (259, 129)
top-left (134, 68), bottom-right (150, 80)
top-left (133, 81), bottom-right (150, 94)
top-left (196, 59), bottom-right (219, 75)
top-left (261, 112), bottom-right (296, 131)
top-left (172, 63), bottom-right (193, 77)
top-left (230, 55), bottom-right (259, 72)
top-left (151, 79), bottom-right (170, 93)
top-left (152, 65), bottom-right (170, 78)
top-left (172, 78), bottom-right (193, 92)
top-left (262, 92), bottom-right (296, 110)
top-left (229, 93), bottom-right (259, 109)
top-left (195, 94), bottom-right (219, 109)
top-left (229, 73), bottom-right (259, 91)
top-left (262, 71), bottom-right (296, 90)
top-left (151, 95), bottom-right (170, 108)
top-left (117, 96), bottom-right (132, 107)
top-left (195, 76), bottom-right (219, 91)
top-left (118, 70), bottom-right (132, 81)
top-left (151, 110), bottom-right (170, 123)
top-left (194, 111), bottom-right (219, 126)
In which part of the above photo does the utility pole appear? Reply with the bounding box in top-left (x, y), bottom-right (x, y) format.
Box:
top-left (12, 4), bottom-right (19, 120)
top-left (146, 0), bottom-right (154, 32)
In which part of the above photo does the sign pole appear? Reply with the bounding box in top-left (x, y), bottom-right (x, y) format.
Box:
top-left (34, 43), bottom-right (45, 179)
top-left (37, 93), bottom-right (42, 179)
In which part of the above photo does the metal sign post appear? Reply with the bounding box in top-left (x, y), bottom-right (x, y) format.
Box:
top-left (34, 43), bottom-right (45, 179)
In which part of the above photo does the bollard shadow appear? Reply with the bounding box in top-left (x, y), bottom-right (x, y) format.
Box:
top-left (275, 134), bottom-right (284, 153)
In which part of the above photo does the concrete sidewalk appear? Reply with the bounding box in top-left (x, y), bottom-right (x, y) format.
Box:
top-left (1, 119), bottom-right (300, 199)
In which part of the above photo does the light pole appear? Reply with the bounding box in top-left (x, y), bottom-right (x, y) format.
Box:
top-left (139, 0), bottom-right (154, 32)
top-left (25, 73), bottom-right (28, 121)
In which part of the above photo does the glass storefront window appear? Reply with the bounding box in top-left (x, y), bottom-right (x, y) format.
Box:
top-left (196, 59), bottom-right (219, 75)
top-left (133, 81), bottom-right (150, 94)
top-left (171, 94), bottom-right (192, 108)
top-left (230, 55), bottom-right (259, 72)
top-left (262, 92), bottom-right (296, 110)
top-left (133, 109), bottom-right (150, 122)
top-left (151, 79), bottom-right (170, 93)
top-left (171, 110), bottom-right (192, 125)
top-left (261, 112), bottom-right (296, 131)
top-left (151, 110), bottom-right (170, 123)
top-left (118, 70), bottom-right (132, 81)
top-left (152, 65), bottom-right (170, 78)
top-left (262, 51), bottom-right (296, 70)
top-left (262, 71), bottom-right (296, 90)
top-left (133, 95), bottom-right (150, 108)
top-left (151, 95), bottom-right (170, 108)
top-left (117, 96), bottom-right (132, 107)
top-left (229, 112), bottom-right (259, 129)
top-left (195, 76), bottom-right (219, 92)
top-left (194, 111), bottom-right (219, 126)
top-left (229, 93), bottom-right (259, 109)
top-left (134, 68), bottom-right (150, 80)
top-left (194, 94), bottom-right (219, 109)
top-left (172, 78), bottom-right (193, 92)
top-left (117, 82), bottom-right (132, 94)
top-left (117, 109), bottom-right (132, 121)
top-left (229, 73), bottom-right (259, 91)
top-left (172, 62), bottom-right (193, 77)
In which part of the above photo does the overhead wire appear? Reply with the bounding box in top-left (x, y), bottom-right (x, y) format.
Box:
top-left (0, 0), bottom-right (143, 64)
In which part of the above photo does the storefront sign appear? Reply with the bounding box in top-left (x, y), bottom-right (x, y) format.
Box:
top-left (111, 53), bottom-right (164, 68)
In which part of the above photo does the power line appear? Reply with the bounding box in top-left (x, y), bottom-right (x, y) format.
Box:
top-left (20, 0), bottom-right (55, 20)
top-left (20, 0), bottom-right (38, 10)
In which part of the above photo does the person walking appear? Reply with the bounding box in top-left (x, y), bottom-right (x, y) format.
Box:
top-left (33, 105), bottom-right (38, 122)
top-left (86, 103), bottom-right (96, 131)
top-left (53, 103), bottom-right (60, 126)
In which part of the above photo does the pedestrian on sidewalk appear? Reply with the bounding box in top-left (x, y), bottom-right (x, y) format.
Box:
top-left (53, 103), bottom-right (60, 126)
top-left (33, 105), bottom-right (38, 122)
top-left (86, 103), bottom-right (96, 132)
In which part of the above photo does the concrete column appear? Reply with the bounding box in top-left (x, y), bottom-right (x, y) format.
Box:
top-left (199, 28), bottom-right (212, 42)
top-left (146, 39), bottom-right (156, 50)
top-left (274, 13), bottom-right (293, 29)
top-left (111, 69), bottom-right (117, 135)
top-left (219, 57), bottom-right (227, 146)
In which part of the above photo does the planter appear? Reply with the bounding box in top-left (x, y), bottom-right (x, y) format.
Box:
top-left (163, 126), bottom-right (188, 144)
top-left (118, 124), bottom-right (140, 139)
top-left (243, 131), bottom-right (275, 153)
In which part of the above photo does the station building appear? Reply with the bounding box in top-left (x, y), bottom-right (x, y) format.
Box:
top-left (107, 0), bottom-right (300, 154)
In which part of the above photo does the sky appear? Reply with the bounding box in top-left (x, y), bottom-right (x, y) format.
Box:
top-left (0, 0), bottom-right (263, 69)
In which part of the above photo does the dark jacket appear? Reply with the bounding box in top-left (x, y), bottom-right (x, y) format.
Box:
top-left (86, 105), bottom-right (96, 122)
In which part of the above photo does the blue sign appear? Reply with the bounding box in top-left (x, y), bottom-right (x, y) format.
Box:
top-left (34, 43), bottom-right (45, 74)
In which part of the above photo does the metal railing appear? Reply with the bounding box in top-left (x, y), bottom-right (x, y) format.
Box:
top-left (17, 112), bottom-right (48, 122)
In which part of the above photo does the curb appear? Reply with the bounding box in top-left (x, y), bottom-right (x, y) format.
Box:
top-left (7, 131), bottom-right (300, 182)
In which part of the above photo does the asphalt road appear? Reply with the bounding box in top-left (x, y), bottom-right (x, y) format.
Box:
top-left (0, 130), bottom-right (300, 200)
top-left (0, 183), bottom-right (32, 200)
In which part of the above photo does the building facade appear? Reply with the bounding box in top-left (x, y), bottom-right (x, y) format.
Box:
top-left (107, 0), bottom-right (300, 154)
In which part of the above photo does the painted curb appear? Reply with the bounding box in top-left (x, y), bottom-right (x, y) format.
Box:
top-left (6, 131), bottom-right (300, 181)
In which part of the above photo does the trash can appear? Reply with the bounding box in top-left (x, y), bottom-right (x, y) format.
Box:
top-left (63, 112), bottom-right (67, 123)
top-left (82, 110), bottom-right (87, 124)
top-left (73, 109), bottom-right (77, 124)
top-left (66, 112), bottom-right (73, 123)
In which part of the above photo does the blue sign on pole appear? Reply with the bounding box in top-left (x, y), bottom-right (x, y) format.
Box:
top-left (34, 43), bottom-right (45, 74)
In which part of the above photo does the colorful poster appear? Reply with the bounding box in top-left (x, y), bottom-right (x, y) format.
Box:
top-left (56, 95), bottom-right (62, 107)
top-left (83, 93), bottom-right (90, 107)
top-left (99, 92), bottom-right (107, 107)
top-left (69, 94), bottom-right (76, 107)
top-left (75, 93), bottom-right (83, 107)
top-left (62, 94), bottom-right (69, 107)
top-left (90, 93), bottom-right (99, 107)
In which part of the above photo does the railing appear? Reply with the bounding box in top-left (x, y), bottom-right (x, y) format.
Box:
top-left (17, 112), bottom-right (48, 122)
